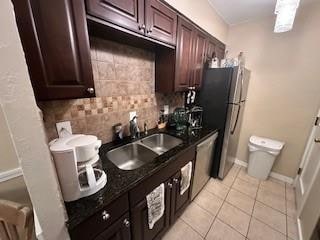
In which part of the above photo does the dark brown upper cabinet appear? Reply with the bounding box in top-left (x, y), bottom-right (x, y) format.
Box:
top-left (12, 0), bottom-right (95, 101)
top-left (216, 43), bottom-right (226, 60)
top-left (145, 0), bottom-right (177, 45)
top-left (192, 30), bottom-right (207, 89)
top-left (206, 38), bottom-right (217, 60)
top-left (87, 0), bottom-right (177, 46)
top-left (86, 0), bottom-right (145, 35)
top-left (174, 17), bottom-right (194, 91)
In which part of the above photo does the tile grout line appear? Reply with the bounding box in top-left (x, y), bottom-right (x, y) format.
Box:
top-left (208, 165), bottom-right (240, 237)
top-left (208, 167), bottom-right (250, 239)
top-left (245, 180), bottom-right (260, 238)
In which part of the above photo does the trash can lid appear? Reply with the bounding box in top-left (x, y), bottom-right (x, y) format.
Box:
top-left (249, 136), bottom-right (285, 151)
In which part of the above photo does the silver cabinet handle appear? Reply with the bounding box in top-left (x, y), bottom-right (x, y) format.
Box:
top-left (315, 138), bottom-right (320, 143)
top-left (173, 178), bottom-right (179, 184)
top-left (87, 87), bottom-right (95, 94)
top-left (147, 28), bottom-right (153, 34)
top-left (102, 211), bottom-right (110, 221)
top-left (123, 218), bottom-right (130, 228)
top-left (167, 183), bottom-right (173, 188)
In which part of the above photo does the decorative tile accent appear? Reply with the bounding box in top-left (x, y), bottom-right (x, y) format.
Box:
top-left (38, 38), bottom-right (184, 143)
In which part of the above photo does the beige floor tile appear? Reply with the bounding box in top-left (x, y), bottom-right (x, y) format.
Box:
top-left (286, 199), bottom-right (297, 218)
top-left (252, 201), bottom-right (286, 234)
top-left (206, 219), bottom-right (245, 240)
top-left (287, 216), bottom-right (299, 240)
top-left (181, 202), bottom-right (215, 237)
top-left (221, 172), bottom-right (237, 187)
top-left (285, 185), bottom-right (296, 202)
top-left (237, 168), bottom-right (260, 186)
top-left (217, 202), bottom-right (251, 236)
top-left (247, 218), bottom-right (286, 240)
top-left (256, 188), bottom-right (286, 213)
top-left (162, 218), bottom-right (203, 240)
top-left (226, 189), bottom-right (255, 214)
top-left (260, 179), bottom-right (286, 198)
top-left (205, 179), bottom-right (230, 200)
top-left (194, 190), bottom-right (224, 216)
top-left (232, 178), bottom-right (258, 199)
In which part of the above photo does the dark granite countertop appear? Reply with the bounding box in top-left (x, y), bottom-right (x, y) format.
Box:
top-left (65, 127), bottom-right (218, 230)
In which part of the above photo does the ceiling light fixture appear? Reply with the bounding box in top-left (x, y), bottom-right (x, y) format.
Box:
top-left (274, 0), bottom-right (300, 33)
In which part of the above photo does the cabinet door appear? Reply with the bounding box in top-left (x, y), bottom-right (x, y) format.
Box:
top-left (94, 213), bottom-right (131, 240)
top-left (86, 0), bottom-right (145, 34)
top-left (170, 169), bottom-right (192, 222)
top-left (145, 0), bottom-right (177, 45)
top-left (175, 17), bottom-right (194, 91)
top-left (131, 180), bottom-right (171, 240)
top-left (192, 30), bottom-right (207, 89)
top-left (206, 39), bottom-right (217, 60)
top-left (216, 43), bottom-right (226, 60)
top-left (12, 0), bottom-right (95, 100)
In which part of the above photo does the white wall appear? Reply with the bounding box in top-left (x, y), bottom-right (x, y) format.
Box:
top-left (164, 0), bottom-right (229, 43)
top-left (0, 0), bottom-right (69, 239)
top-left (226, 2), bottom-right (320, 177)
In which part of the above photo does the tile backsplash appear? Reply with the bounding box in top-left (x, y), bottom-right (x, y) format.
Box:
top-left (38, 38), bottom-right (184, 143)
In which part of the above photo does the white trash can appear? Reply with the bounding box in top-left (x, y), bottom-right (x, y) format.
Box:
top-left (248, 136), bottom-right (285, 180)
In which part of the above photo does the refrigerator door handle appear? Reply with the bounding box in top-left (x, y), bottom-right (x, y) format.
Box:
top-left (239, 68), bottom-right (244, 103)
top-left (231, 104), bottom-right (241, 135)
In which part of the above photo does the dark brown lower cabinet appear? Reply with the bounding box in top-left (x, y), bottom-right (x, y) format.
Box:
top-left (131, 179), bottom-right (172, 240)
top-left (94, 213), bottom-right (131, 240)
top-left (131, 166), bottom-right (193, 240)
top-left (170, 171), bottom-right (191, 222)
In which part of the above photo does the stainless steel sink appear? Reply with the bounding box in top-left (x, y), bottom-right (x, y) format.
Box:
top-left (107, 143), bottom-right (158, 170)
top-left (140, 134), bottom-right (183, 155)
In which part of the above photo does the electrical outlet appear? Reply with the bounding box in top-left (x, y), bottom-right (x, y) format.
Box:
top-left (163, 105), bottom-right (169, 115)
top-left (129, 111), bottom-right (137, 121)
top-left (56, 121), bottom-right (72, 138)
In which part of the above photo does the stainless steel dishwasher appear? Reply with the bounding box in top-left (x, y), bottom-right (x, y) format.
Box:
top-left (191, 132), bottom-right (218, 200)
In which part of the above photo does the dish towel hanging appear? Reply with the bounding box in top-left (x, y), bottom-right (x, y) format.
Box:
top-left (180, 161), bottom-right (193, 195)
top-left (146, 183), bottom-right (165, 230)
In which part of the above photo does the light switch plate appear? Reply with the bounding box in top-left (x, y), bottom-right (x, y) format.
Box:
top-left (56, 121), bottom-right (72, 138)
top-left (164, 105), bottom-right (169, 115)
top-left (129, 111), bottom-right (137, 121)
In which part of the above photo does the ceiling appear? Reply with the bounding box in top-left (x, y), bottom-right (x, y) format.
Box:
top-left (208, 0), bottom-right (316, 25)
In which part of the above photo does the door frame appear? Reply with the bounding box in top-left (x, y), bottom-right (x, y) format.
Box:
top-left (295, 108), bottom-right (320, 208)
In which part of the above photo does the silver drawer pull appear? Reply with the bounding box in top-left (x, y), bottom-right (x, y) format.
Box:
top-left (123, 218), bottom-right (130, 228)
top-left (167, 183), bottom-right (173, 188)
top-left (173, 178), bottom-right (179, 184)
top-left (102, 211), bottom-right (110, 221)
top-left (315, 138), bottom-right (320, 143)
top-left (87, 87), bottom-right (95, 94)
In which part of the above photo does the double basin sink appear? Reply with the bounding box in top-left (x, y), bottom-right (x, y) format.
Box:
top-left (107, 134), bottom-right (183, 170)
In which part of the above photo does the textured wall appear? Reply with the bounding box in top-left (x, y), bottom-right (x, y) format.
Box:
top-left (0, 0), bottom-right (69, 238)
top-left (39, 38), bottom-right (184, 143)
top-left (226, 2), bottom-right (320, 177)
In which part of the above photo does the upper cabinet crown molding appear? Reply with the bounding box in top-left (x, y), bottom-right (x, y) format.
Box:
top-left (12, 0), bottom-right (95, 101)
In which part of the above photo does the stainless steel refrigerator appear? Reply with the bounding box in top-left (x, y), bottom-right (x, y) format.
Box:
top-left (197, 67), bottom-right (250, 179)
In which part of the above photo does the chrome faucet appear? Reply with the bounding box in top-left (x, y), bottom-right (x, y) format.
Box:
top-left (130, 116), bottom-right (140, 139)
top-left (144, 122), bottom-right (148, 135)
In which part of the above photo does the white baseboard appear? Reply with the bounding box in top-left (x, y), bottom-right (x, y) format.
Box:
top-left (234, 159), bottom-right (294, 184)
top-left (0, 167), bottom-right (23, 183)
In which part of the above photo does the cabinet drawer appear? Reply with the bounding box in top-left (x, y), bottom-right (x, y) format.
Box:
top-left (69, 193), bottom-right (129, 240)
